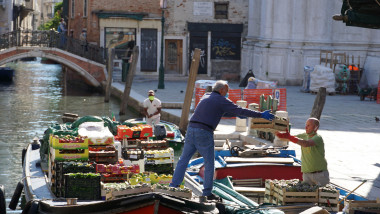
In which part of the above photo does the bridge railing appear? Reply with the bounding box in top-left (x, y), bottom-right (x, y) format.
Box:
top-left (0, 30), bottom-right (106, 64)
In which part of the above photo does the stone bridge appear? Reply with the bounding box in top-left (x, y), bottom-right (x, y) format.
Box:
top-left (0, 30), bottom-right (107, 87)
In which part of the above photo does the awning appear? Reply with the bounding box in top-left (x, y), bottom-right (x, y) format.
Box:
top-left (94, 11), bottom-right (147, 21)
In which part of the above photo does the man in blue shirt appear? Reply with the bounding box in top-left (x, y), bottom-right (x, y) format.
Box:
top-left (170, 80), bottom-right (274, 200)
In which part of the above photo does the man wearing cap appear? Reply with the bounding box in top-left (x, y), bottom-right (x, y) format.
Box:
top-left (170, 80), bottom-right (275, 201)
top-left (143, 90), bottom-right (162, 127)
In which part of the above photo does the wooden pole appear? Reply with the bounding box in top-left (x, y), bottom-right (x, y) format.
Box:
top-left (120, 46), bottom-right (139, 115)
top-left (310, 87), bottom-right (326, 120)
top-left (104, 48), bottom-right (115, 102)
top-left (179, 48), bottom-right (201, 133)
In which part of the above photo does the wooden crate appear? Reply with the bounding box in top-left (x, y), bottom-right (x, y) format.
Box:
top-left (153, 186), bottom-right (192, 199)
top-left (273, 116), bottom-right (289, 131)
top-left (318, 189), bottom-right (340, 212)
top-left (344, 200), bottom-right (380, 214)
top-left (251, 118), bottom-right (273, 129)
top-left (273, 187), bottom-right (318, 205)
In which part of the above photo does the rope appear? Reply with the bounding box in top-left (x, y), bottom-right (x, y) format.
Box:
top-left (375, 0), bottom-right (380, 7)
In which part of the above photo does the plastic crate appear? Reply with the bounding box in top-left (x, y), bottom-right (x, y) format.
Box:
top-left (139, 125), bottom-right (153, 138)
top-left (51, 136), bottom-right (89, 150)
top-left (51, 148), bottom-right (89, 161)
top-left (122, 149), bottom-right (144, 160)
top-left (117, 125), bottom-right (133, 139)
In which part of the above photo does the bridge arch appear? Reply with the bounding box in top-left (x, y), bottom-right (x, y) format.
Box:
top-left (0, 47), bottom-right (107, 87)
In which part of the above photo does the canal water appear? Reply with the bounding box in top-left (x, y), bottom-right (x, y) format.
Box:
top-left (0, 59), bottom-right (138, 203)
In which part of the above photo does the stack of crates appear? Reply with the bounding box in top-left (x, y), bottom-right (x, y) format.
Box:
top-left (52, 162), bottom-right (95, 197)
top-left (89, 145), bottom-right (117, 164)
top-left (144, 147), bottom-right (174, 174)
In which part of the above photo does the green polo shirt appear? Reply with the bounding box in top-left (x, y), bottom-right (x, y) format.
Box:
top-left (296, 133), bottom-right (328, 173)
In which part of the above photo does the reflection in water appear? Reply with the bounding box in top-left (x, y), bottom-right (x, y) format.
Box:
top-left (0, 59), bottom-right (137, 198)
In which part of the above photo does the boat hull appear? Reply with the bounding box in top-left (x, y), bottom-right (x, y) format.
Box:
top-left (0, 67), bottom-right (14, 81)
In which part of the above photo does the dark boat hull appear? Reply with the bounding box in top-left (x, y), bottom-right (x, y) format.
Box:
top-left (0, 67), bottom-right (14, 81)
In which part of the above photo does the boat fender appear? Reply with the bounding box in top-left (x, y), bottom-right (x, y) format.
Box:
top-left (8, 181), bottom-right (24, 210)
top-left (22, 147), bottom-right (27, 166)
top-left (0, 184), bottom-right (6, 214)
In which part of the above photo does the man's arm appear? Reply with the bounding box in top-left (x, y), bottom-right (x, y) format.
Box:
top-left (143, 107), bottom-right (150, 118)
top-left (276, 131), bottom-right (316, 147)
top-left (152, 107), bottom-right (161, 117)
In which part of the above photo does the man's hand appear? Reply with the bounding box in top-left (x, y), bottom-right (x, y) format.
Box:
top-left (275, 129), bottom-right (298, 143)
top-left (261, 110), bottom-right (275, 121)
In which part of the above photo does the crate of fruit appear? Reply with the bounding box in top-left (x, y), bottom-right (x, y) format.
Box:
top-left (145, 148), bottom-right (174, 159)
top-left (153, 184), bottom-right (192, 199)
top-left (318, 185), bottom-right (340, 212)
top-left (145, 157), bottom-right (174, 165)
top-left (51, 135), bottom-right (89, 150)
top-left (139, 125), bottom-right (153, 138)
top-left (122, 149), bottom-right (144, 160)
top-left (51, 148), bottom-right (89, 161)
top-left (141, 140), bottom-right (168, 150)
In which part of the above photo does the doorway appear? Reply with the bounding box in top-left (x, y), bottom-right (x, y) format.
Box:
top-left (165, 40), bottom-right (182, 74)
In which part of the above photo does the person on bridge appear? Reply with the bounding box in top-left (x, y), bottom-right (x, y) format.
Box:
top-left (143, 90), bottom-right (161, 127)
top-left (169, 80), bottom-right (275, 201)
top-left (276, 117), bottom-right (330, 186)
top-left (58, 18), bottom-right (67, 48)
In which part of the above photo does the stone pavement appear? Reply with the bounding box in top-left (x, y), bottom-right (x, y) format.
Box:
top-left (112, 78), bottom-right (380, 200)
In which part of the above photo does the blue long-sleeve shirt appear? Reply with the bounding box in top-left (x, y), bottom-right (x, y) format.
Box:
top-left (189, 91), bottom-right (262, 132)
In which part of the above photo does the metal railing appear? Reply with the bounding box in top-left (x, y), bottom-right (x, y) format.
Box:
top-left (0, 30), bottom-right (106, 64)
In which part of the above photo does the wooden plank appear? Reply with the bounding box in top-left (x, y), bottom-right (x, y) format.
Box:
top-left (234, 186), bottom-right (266, 194)
top-left (120, 46), bottom-right (139, 115)
top-left (179, 48), bottom-right (200, 133)
top-left (225, 157), bottom-right (295, 164)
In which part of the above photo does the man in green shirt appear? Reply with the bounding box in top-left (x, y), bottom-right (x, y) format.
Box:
top-left (276, 117), bottom-right (329, 186)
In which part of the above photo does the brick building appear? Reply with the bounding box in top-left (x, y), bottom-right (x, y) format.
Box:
top-left (64, 0), bottom-right (248, 80)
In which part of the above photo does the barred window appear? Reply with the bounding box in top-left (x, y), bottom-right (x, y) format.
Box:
top-left (83, 0), bottom-right (88, 17)
top-left (214, 2), bottom-right (228, 19)
top-left (71, 0), bottom-right (75, 18)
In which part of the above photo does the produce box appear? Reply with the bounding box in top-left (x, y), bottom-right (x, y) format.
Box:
top-left (89, 156), bottom-right (117, 164)
top-left (88, 137), bottom-right (114, 145)
top-left (139, 125), bottom-right (153, 138)
top-left (51, 148), bottom-right (89, 161)
top-left (145, 157), bottom-right (174, 165)
top-left (344, 200), bottom-right (380, 214)
top-left (264, 179), bottom-right (275, 204)
top-left (96, 164), bottom-right (139, 174)
top-left (122, 149), bottom-right (144, 160)
top-left (145, 148), bottom-right (174, 159)
top-left (145, 163), bottom-right (173, 175)
top-left (64, 173), bottom-right (101, 200)
top-left (101, 182), bottom-right (152, 200)
top-left (101, 174), bottom-right (129, 183)
top-left (273, 187), bottom-right (318, 205)
top-left (318, 187), bottom-right (340, 212)
top-left (117, 125), bottom-right (133, 139)
top-left (89, 150), bottom-right (116, 157)
top-left (141, 140), bottom-right (168, 150)
top-left (50, 135), bottom-right (89, 150)
top-left (153, 184), bottom-right (192, 199)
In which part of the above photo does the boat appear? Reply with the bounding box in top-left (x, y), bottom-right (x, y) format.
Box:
top-left (0, 66), bottom-right (14, 81)
top-left (14, 115), bottom-right (217, 213)
top-left (185, 142), bottom-right (370, 213)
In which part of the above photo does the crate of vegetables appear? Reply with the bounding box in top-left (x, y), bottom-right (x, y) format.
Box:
top-left (51, 135), bottom-right (88, 150)
top-left (153, 184), bottom-right (192, 199)
top-left (51, 148), bottom-right (89, 161)
top-left (64, 173), bottom-right (101, 200)
top-left (318, 185), bottom-right (340, 212)
top-left (272, 179), bottom-right (319, 205)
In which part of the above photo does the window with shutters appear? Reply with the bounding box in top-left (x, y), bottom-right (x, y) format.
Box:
top-left (71, 0), bottom-right (75, 18)
top-left (83, 0), bottom-right (87, 17)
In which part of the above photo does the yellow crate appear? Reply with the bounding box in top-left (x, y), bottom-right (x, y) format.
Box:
top-left (51, 148), bottom-right (89, 161)
top-left (51, 136), bottom-right (89, 150)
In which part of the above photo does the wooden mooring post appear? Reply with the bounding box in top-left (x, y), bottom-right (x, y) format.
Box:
top-left (179, 48), bottom-right (201, 133)
top-left (310, 87), bottom-right (326, 120)
top-left (104, 48), bottom-right (115, 103)
top-left (120, 46), bottom-right (139, 115)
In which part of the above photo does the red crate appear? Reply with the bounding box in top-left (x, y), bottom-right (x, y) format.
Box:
top-left (139, 125), bottom-right (153, 138)
top-left (117, 125), bottom-right (133, 139)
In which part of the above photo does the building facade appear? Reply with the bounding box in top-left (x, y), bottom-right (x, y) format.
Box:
top-left (241, 0), bottom-right (380, 85)
top-left (66, 0), bottom-right (249, 79)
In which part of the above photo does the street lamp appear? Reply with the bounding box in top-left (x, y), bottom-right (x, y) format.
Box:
top-left (158, 0), bottom-right (166, 89)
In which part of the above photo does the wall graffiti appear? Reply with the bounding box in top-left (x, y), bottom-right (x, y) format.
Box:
top-left (211, 37), bottom-right (240, 60)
